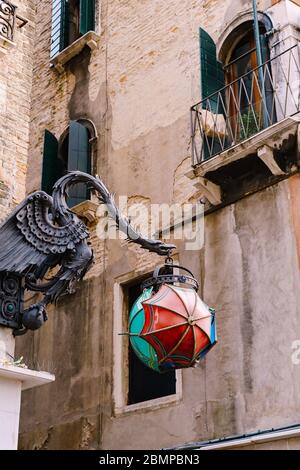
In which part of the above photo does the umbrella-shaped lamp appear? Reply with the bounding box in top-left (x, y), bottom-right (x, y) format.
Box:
top-left (127, 262), bottom-right (217, 373)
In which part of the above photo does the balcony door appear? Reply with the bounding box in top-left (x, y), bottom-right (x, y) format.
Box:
top-left (225, 27), bottom-right (273, 143)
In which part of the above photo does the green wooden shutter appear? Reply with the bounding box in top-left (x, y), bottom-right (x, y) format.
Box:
top-left (41, 130), bottom-right (60, 195)
top-left (199, 28), bottom-right (225, 112)
top-left (200, 28), bottom-right (226, 159)
top-left (68, 121), bottom-right (91, 207)
top-left (50, 0), bottom-right (69, 58)
top-left (79, 0), bottom-right (95, 36)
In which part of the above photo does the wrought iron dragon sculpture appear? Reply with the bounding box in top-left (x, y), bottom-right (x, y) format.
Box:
top-left (0, 172), bottom-right (175, 335)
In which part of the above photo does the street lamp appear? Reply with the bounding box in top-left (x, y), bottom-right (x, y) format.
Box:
top-left (0, 171), bottom-right (217, 372)
top-left (127, 260), bottom-right (217, 372)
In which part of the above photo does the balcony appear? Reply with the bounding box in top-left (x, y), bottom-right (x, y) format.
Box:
top-left (190, 43), bottom-right (300, 206)
top-left (0, 0), bottom-right (16, 43)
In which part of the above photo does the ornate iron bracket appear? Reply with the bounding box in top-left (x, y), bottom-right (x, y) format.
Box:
top-left (0, 272), bottom-right (23, 329)
top-left (0, 172), bottom-right (175, 335)
top-left (0, 1), bottom-right (16, 42)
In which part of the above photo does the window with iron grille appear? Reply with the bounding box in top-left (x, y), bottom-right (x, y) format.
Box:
top-left (191, 22), bottom-right (300, 166)
top-left (196, 23), bottom-right (275, 162)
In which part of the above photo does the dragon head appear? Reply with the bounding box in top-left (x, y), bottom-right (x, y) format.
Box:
top-left (141, 239), bottom-right (176, 256)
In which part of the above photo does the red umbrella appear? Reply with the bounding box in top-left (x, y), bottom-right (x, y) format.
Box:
top-left (140, 283), bottom-right (217, 371)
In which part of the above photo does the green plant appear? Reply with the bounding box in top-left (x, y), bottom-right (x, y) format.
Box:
top-left (0, 356), bottom-right (28, 369)
top-left (239, 109), bottom-right (262, 140)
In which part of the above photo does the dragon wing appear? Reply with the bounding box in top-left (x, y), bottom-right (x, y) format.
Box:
top-left (0, 191), bottom-right (89, 274)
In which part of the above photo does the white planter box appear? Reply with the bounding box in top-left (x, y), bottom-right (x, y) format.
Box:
top-left (0, 364), bottom-right (55, 450)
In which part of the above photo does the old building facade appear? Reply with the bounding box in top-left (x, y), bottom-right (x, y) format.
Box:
top-left (2, 0), bottom-right (300, 450)
top-left (0, 0), bottom-right (35, 220)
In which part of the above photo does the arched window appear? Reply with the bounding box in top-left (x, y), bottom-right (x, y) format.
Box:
top-left (41, 120), bottom-right (96, 207)
top-left (224, 22), bottom-right (274, 141)
top-left (226, 27), bottom-right (268, 82)
top-left (198, 19), bottom-right (274, 160)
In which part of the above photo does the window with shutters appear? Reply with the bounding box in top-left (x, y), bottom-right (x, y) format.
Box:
top-left (194, 24), bottom-right (275, 163)
top-left (41, 120), bottom-right (95, 207)
top-left (50, 0), bottom-right (98, 70)
top-left (190, 18), bottom-right (300, 209)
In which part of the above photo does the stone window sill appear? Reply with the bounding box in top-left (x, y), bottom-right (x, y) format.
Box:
top-left (71, 200), bottom-right (99, 225)
top-left (114, 371), bottom-right (183, 417)
top-left (50, 31), bottom-right (100, 73)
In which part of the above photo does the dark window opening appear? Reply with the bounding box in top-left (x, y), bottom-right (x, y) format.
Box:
top-left (126, 279), bottom-right (177, 406)
top-left (59, 130), bottom-right (69, 173)
top-left (68, 0), bottom-right (80, 45)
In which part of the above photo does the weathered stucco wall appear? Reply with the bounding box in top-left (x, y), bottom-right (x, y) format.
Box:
top-left (16, 0), bottom-right (300, 450)
top-left (0, 0), bottom-right (35, 221)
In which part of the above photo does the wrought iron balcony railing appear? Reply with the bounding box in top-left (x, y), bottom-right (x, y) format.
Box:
top-left (0, 0), bottom-right (16, 42)
top-left (191, 43), bottom-right (300, 166)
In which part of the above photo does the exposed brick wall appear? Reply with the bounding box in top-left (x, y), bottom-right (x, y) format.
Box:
top-left (0, 0), bottom-right (35, 221)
